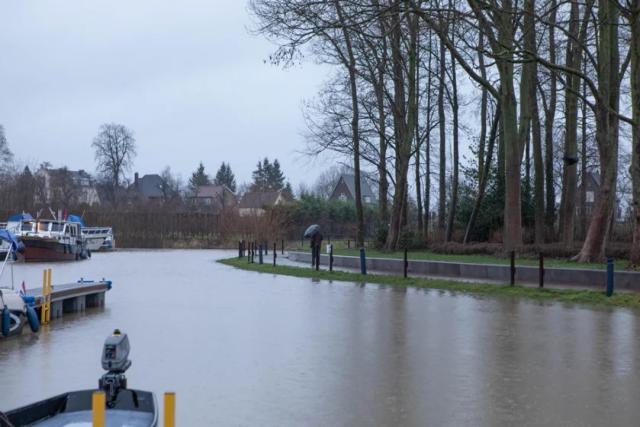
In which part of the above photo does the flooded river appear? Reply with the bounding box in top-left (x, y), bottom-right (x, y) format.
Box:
top-left (1, 250), bottom-right (640, 426)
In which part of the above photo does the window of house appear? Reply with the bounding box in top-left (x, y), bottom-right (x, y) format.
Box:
top-left (586, 191), bottom-right (594, 203)
top-left (364, 196), bottom-right (371, 203)
top-left (339, 194), bottom-right (347, 201)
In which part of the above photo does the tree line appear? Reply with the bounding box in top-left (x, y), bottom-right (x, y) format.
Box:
top-left (250, 0), bottom-right (640, 265)
top-left (0, 122), bottom-right (293, 212)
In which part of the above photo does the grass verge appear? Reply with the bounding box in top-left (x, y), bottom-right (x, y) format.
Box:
top-left (219, 257), bottom-right (640, 310)
top-left (292, 247), bottom-right (630, 270)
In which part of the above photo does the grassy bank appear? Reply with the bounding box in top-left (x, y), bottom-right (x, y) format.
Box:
top-left (292, 247), bottom-right (630, 271)
top-left (219, 257), bottom-right (640, 310)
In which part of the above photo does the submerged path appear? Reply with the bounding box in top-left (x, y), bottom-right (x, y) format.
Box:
top-left (1, 250), bottom-right (640, 426)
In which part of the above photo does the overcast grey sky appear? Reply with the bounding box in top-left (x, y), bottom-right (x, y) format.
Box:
top-left (0, 0), bottom-right (328, 188)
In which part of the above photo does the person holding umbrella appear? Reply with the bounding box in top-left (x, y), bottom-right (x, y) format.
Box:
top-left (304, 224), bottom-right (323, 270)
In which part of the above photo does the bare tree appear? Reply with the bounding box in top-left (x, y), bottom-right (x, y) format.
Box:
top-left (92, 123), bottom-right (136, 206)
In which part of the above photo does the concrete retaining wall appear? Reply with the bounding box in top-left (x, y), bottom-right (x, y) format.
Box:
top-left (288, 251), bottom-right (640, 290)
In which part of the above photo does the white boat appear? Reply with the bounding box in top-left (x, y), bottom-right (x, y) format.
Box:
top-left (82, 227), bottom-right (112, 251)
top-left (0, 230), bottom-right (40, 337)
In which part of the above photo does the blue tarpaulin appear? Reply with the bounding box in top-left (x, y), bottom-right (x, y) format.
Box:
top-left (67, 214), bottom-right (85, 227)
top-left (7, 213), bottom-right (33, 222)
top-left (0, 230), bottom-right (22, 252)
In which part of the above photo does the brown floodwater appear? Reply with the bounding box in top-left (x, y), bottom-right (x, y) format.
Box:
top-left (1, 250), bottom-right (640, 426)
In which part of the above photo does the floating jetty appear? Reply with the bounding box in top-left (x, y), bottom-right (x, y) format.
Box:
top-left (24, 274), bottom-right (112, 321)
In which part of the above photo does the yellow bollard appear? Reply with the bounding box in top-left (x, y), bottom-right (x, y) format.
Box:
top-left (40, 270), bottom-right (47, 324)
top-left (46, 269), bottom-right (52, 323)
top-left (40, 269), bottom-right (53, 324)
top-left (92, 391), bottom-right (105, 427)
top-left (164, 392), bottom-right (175, 427)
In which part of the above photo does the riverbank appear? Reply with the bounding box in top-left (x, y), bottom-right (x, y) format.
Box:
top-left (219, 257), bottom-right (640, 310)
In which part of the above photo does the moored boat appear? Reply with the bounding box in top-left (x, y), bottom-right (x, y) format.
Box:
top-left (82, 227), bottom-right (113, 251)
top-left (0, 230), bottom-right (40, 338)
top-left (7, 215), bottom-right (87, 262)
top-left (2, 330), bottom-right (158, 427)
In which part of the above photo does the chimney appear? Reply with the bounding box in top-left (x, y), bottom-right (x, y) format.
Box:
top-left (134, 172), bottom-right (139, 188)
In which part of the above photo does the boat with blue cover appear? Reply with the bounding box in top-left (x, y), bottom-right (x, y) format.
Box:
top-left (0, 230), bottom-right (39, 338)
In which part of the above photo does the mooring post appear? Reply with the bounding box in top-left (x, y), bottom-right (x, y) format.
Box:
top-left (164, 392), bottom-right (176, 427)
top-left (606, 258), bottom-right (614, 297)
top-left (273, 242), bottom-right (277, 266)
top-left (329, 243), bottom-right (334, 272)
top-left (510, 251), bottom-right (515, 286)
top-left (259, 244), bottom-right (264, 264)
top-left (360, 247), bottom-right (367, 275)
top-left (539, 253), bottom-right (544, 288)
top-left (92, 391), bottom-right (106, 427)
top-left (404, 248), bottom-right (408, 278)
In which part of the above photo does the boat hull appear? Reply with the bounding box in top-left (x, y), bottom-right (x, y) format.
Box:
top-left (19, 237), bottom-right (82, 262)
top-left (6, 389), bottom-right (158, 427)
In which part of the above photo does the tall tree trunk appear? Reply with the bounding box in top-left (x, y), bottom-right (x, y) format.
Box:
top-left (437, 36), bottom-right (447, 238)
top-left (385, 5), bottom-right (417, 250)
top-left (477, 33), bottom-right (488, 184)
top-left (424, 31), bottom-right (434, 242)
top-left (464, 108), bottom-right (501, 243)
top-left (335, 1), bottom-right (364, 246)
top-left (559, 0), bottom-right (582, 247)
top-left (544, 0), bottom-right (558, 236)
top-left (445, 51), bottom-right (459, 242)
top-left (580, 66), bottom-right (588, 239)
top-left (376, 68), bottom-right (388, 224)
top-left (415, 30), bottom-right (424, 237)
top-left (524, 0), bottom-right (544, 245)
top-left (575, 0), bottom-right (620, 262)
top-left (629, 0), bottom-right (640, 266)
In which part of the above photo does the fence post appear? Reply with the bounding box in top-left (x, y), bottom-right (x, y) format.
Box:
top-left (247, 241), bottom-right (251, 263)
top-left (606, 258), bottom-right (614, 297)
top-left (329, 243), bottom-right (334, 272)
top-left (510, 251), bottom-right (515, 286)
top-left (238, 241), bottom-right (242, 258)
top-left (360, 247), bottom-right (367, 275)
top-left (539, 253), bottom-right (544, 288)
top-left (315, 244), bottom-right (320, 271)
top-left (404, 248), bottom-right (408, 278)
top-left (281, 239), bottom-right (284, 255)
top-left (264, 242), bottom-right (268, 255)
top-left (259, 244), bottom-right (263, 264)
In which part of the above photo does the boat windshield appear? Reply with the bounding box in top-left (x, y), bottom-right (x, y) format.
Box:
top-left (21, 222), bottom-right (35, 232)
top-left (37, 222), bottom-right (50, 233)
top-left (50, 222), bottom-right (64, 232)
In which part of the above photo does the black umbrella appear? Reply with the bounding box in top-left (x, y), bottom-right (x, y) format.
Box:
top-left (303, 224), bottom-right (320, 238)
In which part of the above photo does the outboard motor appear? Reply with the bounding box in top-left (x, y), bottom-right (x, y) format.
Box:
top-left (98, 329), bottom-right (132, 407)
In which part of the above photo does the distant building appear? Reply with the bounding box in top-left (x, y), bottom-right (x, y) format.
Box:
top-left (38, 168), bottom-right (100, 206)
top-left (329, 174), bottom-right (377, 204)
top-left (189, 184), bottom-right (236, 212)
top-left (239, 190), bottom-right (290, 217)
top-left (576, 171), bottom-right (624, 221)
top-left (129, 172), bottom-right (164, 202)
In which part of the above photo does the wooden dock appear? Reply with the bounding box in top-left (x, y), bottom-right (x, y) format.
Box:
top-left (24, 280), bottom-right (112, 320)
